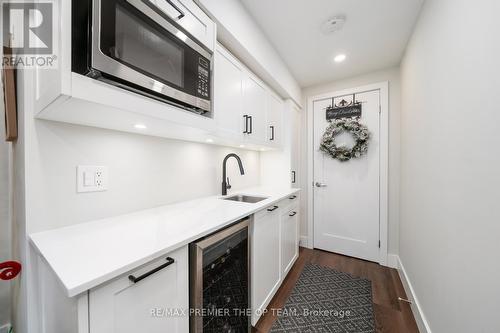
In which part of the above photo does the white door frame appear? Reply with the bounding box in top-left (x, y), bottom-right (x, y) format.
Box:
top-left (306, 81), bottom-right (389, 266)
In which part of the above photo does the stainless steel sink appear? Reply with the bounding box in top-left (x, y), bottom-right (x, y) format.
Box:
top-left (222, 195), bottom-right (268, 203)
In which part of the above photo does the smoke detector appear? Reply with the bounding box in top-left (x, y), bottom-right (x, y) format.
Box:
top-left (321, 16), bottom-right (346, 34)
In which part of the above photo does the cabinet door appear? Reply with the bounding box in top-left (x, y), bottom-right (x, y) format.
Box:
top-left (290, 105), bottom-right (301, 187)
top-left (243, 75), bottom-right (267, 144)
top-left (151, 0), bottom-right (215, 51)
top-left (34, 0), bottom-right (71, 115)
top-left (89, 246), bottom-right (189, 333)
top-left (267, 93), bottom-right (284, 147)
top-left (214, 46), bottom-right (244, 137)
top-left (281, 209), bottom-right (299, 277)
top-left (251, 207), bottom-right (281, 325)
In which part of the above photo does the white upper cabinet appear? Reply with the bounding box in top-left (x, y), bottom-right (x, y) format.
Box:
top-left (290, 104), bottom-right (301, 186)
top-left (150, 0), bottom-right (216, 51)
top-left (267, 93), bottom-right (284, 147)
top-left (242, 74), bottom-right (268, 144)
top-left (214, 44), bottom-right (285, 149)
top-left (31, 0), bottom-right (284, 150)
top-left (32, 0), bottom-right (217, 145)
top-left (214, 46), bottom-right (244, 138)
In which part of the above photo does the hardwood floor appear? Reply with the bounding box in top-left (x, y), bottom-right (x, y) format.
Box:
top-left (252, 248), bottom-right (419, 333)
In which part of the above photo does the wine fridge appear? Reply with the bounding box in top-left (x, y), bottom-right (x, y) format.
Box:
top-left (190, 218), bottom-right (250, 333)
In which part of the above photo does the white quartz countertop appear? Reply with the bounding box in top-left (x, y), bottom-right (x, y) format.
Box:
top-left (29, 187), bottom-right (300, 297)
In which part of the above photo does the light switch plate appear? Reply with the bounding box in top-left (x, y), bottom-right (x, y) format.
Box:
top-left (77, 166), bottom-right (108, 193)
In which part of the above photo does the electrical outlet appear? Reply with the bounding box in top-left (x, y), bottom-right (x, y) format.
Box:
top-left (77, 166), bottom-right (108, 193)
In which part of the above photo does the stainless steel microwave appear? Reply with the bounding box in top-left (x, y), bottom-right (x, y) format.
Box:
top-left (72, 0), bottom-right (212, 114)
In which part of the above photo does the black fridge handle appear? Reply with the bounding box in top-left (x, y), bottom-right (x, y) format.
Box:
top-left (129, 257), bottom-right (175, 284)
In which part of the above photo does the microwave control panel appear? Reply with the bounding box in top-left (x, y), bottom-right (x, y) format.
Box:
top-left (197, 57), bottom-right (210, 99)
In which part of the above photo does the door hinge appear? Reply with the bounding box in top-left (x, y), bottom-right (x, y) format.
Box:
top-left (378, 240), bottom-right (381, 248)
top-left (379, 105), bottom-right (381, 114)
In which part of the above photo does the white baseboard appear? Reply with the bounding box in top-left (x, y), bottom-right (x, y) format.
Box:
top-left (396, 256), bottom-right (432, 333)
top-left (0, 324), bottom-right (11, 333)
top-left (387, 254), bottom-right (399, 269)
top-left (299, 236), bottom-right (310, 248)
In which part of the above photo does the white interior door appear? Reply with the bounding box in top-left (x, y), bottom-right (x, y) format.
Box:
top-left (313, 90), bottom-right (381, 262)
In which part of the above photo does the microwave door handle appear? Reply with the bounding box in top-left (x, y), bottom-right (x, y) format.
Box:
top-left (165, 0), bottom-right (185, 20)
top-left (135, 0), bottom-right (185, 21)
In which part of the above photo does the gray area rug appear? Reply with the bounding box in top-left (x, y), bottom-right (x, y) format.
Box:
top-left (269, 263), bottom-right (375, 333)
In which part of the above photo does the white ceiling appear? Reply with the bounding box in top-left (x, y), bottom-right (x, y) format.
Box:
top-left (239, 0), bottom-right (424, 88)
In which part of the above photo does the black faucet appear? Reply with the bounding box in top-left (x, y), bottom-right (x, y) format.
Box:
top-left (222, 153), bottom-right (245, 195)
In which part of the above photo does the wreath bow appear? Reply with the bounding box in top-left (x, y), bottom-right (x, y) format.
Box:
top-left (319, 118), bottom-right (370, 162)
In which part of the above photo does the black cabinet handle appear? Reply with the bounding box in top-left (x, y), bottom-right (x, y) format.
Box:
top-left (289, 195), bottom-right (297, 200)
top-left (267, 205), bottom-right (279, 212)
top-left (165, 0), bottom-right (185, 20)
top-left (248, 116), bottom-right (253, 134)
top-left (243, 115), bottom-right (249, 134)
top-left (292, 171), bottom-right (296, 184)
top-left (289, 211), bottom-right (297, 217)
top-left (129, 257), bottom-right (175, 284)
top-left (270, 126), bottom-right (275, 141)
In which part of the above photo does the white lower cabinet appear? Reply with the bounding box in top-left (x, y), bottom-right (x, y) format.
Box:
top-left (88, 246), bottom-right (189, 333)
top-left (251, 205), bottom-right (281, 326)
top-left (281, 207), bottom-right (299, 277)
top-left (250, 197), bottom-right (300, 327)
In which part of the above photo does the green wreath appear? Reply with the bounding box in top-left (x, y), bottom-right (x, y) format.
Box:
top-left (319, 118), bottom-right (370, 162)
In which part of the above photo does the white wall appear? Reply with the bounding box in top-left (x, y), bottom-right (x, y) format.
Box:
top-left (197, 0), bottom-right (302, 106)
top-left (26, 120), bottom-right (261, 234)
top-left (302, 67), bottom-right (401, 255)
top-left (0, 62), bottom-right (12, 330)
top-left (400, 0), bottom-right (500, 332)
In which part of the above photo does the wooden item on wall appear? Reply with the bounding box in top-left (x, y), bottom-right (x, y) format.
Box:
top-left (2, 46), bottom-right (18, 142)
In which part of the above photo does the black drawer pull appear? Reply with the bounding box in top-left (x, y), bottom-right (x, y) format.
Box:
top-left (267, 205), bottom-right (279, 212)
top-left (289, 195), bottom-right (297, 200)
top-left (270, 126), bottom-right (275, 141)
top-left (289, 211), bottom-right (297, 217)
top-left (129, 257), bottom-right (175, 284)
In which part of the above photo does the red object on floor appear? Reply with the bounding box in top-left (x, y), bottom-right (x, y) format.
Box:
top-left (0, 261), bottom-right (22, 280)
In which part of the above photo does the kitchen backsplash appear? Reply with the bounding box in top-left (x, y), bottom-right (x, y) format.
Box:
top-left (28, 120), bottom-right (260, 233)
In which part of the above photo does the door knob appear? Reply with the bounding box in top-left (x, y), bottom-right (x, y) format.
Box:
top-left (315, 182), bottom-right (327, 188)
